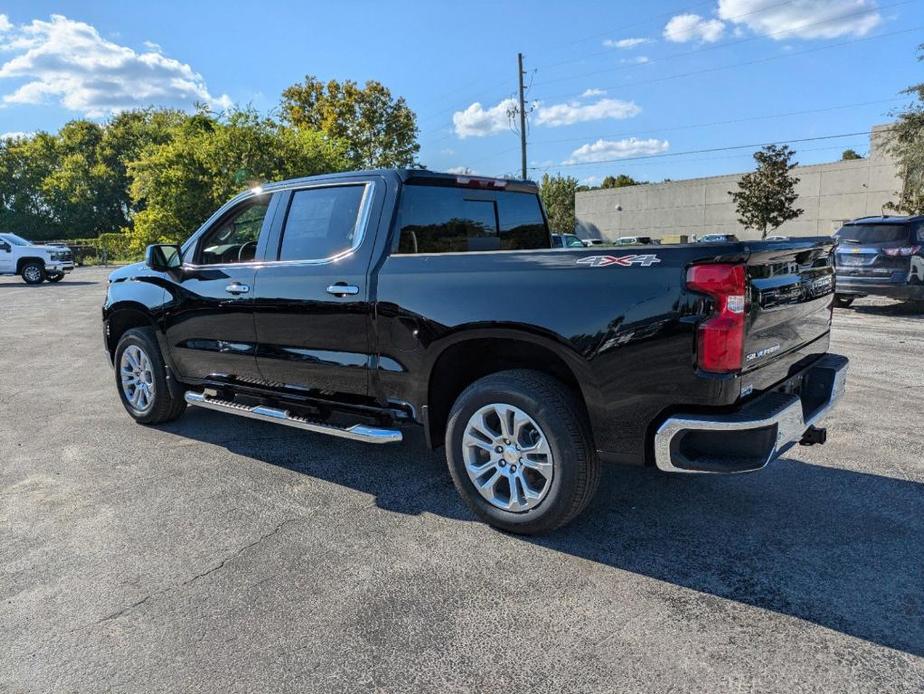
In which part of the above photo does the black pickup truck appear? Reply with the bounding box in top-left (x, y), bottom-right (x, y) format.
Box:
top-left (103, 169), bottom-right (848, 534)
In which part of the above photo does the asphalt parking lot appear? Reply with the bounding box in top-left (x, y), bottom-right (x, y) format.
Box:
top-left (1, 266), bottom-right (922, 692)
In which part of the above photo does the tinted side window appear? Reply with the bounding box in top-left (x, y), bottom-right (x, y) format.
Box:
top-left (915, 222), bottom-right (924, 243)
top-left (395, 186), bottom-right (548, 254)
top-left (278, 185), bottom-right (367, 261)
top-left (497, 191), bottom-right (548, 249)
top-left (396, 187), bottom-right (498, 254)
top-left (199, 201), bottom-right (269, 265)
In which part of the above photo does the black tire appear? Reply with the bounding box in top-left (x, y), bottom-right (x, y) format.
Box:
top-left (114, 327), bottom-right (187, 425)
top-left (21, 262), bottom-right (45, 285)
top-left (833, 294), bottom-right (855, 308)
top-left (445, 369), bottom-right (600, 535)
top-left (46, 272), bottom-right (64, 283)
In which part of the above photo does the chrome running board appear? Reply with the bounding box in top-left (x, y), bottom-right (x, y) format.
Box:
top-left (184, 391), bottom-right (402, 444)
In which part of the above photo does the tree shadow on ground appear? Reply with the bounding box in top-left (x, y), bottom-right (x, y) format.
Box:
top-left (162, 408), bottom-right (923, 657)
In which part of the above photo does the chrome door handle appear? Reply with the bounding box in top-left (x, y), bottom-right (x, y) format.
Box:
top-left (225, 282), bottom-right (250, 295)
top-left (326, 284), bottom-right (359, 296)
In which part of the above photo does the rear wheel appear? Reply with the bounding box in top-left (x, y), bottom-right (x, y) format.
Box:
top-left (445, 369), bottom-right (600, 535)
top-left (833, 294), bottom-right (855, 308)
top-left (114, 327), bottom-right (186, 424)
top-left (21, 262), bottom-right (45, 284)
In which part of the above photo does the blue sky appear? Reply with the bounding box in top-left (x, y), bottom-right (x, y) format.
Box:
top-left (1, 0), bottom-right (921, 185)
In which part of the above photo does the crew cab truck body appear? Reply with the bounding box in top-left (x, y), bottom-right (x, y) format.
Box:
top-left (103, 169), bottom-right (848, 534)
top-left (0, 232), bottom-right (74, 284)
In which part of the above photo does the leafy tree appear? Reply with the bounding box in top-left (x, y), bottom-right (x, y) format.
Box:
top-left (729, 144), bottom-right (803, 239)
top-left (841, 149), bottom-right (862, 160)
top-left (0, 133), bottom-right (61, 239)
top-left (539, 173), bottom-right (580, 232)
top-left (127, 108), bottom-right (350, 251)
top-left (281, 75), bottom-right (419, 169)
top-left (884, 44), bottom-right (924, 215)
top-left (601, 173), bottom-right (645, 188)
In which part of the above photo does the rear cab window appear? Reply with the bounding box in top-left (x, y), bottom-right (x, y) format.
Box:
top-left (393, 184), bottom-right (549, 254)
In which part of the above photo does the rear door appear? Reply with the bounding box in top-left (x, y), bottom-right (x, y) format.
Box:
top-left (252, 178), bottom-right (384, 396)
top-left (162, 194), bottom-right (279, 383)
top-left (741, 239), bottom-right (836, 384)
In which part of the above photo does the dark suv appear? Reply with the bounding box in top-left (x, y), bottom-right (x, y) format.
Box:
top-left (833, 215), bottom-right (924, 307)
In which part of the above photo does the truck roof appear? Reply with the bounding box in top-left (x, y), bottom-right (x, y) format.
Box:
top-left (257, 169), bottom-right (539, 195)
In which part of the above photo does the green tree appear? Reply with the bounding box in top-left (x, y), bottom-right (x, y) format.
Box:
top-left (280, 75), bottom-right (419, 169)
top-left (127, 108), bottom-right (350, 252)
top-left (729, 144), bottom-right (803, 239)
top-left (601, 173), bottom-right (644, 188)
top-left (539, 173), bottom-right (580, 232)
top-left (841, 148), bottom-right (862, 160)
top-left (0, 132), bottom-right (61, 239)
top-left (884, 44), bottom-right (924, 215)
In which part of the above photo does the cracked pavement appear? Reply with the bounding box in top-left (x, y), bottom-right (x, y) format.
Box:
top-left (1, 267), bottom-right (922, 693)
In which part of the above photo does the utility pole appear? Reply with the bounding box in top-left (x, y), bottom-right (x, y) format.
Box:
top-left (517, 52), bottom-right (527, 180)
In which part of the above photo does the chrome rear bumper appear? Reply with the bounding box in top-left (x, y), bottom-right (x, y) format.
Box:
top-left (654, 354), bottom-right (848, 474)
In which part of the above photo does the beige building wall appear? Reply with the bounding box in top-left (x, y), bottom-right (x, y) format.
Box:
top-left (575, 125), bottom-right (902, 241)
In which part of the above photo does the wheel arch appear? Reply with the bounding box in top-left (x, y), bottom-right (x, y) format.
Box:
top-left (423, 328), bottom-right (599, 450)
top-left (16, 256), bottom-right (45, 274)
top-left (105, 302), bottom-right (160, 360)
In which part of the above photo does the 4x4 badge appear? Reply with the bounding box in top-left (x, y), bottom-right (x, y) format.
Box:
top-left (577, 254), bottom-right (661, 268)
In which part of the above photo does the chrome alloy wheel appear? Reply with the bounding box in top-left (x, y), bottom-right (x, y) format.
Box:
top-left (462, 403), bottom-right (554, 512)
top-left (120, 345), bottom-right (155, 413)
top-left (23, 265), bottom-right (42, 282)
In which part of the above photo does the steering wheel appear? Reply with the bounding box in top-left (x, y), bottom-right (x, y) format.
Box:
top-left (237, 240), bottom-right (258, 262)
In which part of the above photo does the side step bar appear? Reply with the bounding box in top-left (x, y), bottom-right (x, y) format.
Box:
top-left (184, 391), bottom-right (402, 444)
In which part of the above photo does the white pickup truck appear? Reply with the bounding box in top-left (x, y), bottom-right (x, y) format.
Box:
top-left (0, 233), bottom-right (74, 284)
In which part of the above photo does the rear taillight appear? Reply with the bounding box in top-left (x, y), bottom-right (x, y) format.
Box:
top-left (882, 245), bottom-right (921, 256)
top-left (686, 263), bottom-right (747, 373)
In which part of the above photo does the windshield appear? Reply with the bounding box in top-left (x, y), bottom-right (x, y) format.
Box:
top-left (563, 235), bottom-right (584, 247)
top-left (835, 224), bottom-right (911, 244)
top-left (0, 233), bottom-right (30, 246)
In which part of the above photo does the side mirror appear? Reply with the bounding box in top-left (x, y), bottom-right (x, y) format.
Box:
top-left (145, 244), bottom-right (182, 271)
top-left (0, 241), bottom-right (10, 252)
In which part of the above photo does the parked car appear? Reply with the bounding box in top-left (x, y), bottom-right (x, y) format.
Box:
top-left (698, 233), bottom-right (740, 243)
top-left (833, 215), bottom-right (924, 307)
top-left (103, 169), bottom-right (848, 534)
top-left (581, 238), bottom-right (607, 247)
top-left (615, 236), bottom-right (657, 245)
top-left (551, 233), bottom-right (585, 248)
top-left (765, 235), bottom-right (789, 241)
top-left (0, 232), bottom-right (74, 284)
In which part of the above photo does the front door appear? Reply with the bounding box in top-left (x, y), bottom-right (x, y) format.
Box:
top-left (252, 180), bottom-right (383, 396)
top-left (162, 195), bottom-right (277, 383)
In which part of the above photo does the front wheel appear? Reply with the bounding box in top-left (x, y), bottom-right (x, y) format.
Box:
top-left (114, 327), bottom-right (186, 425)
top-left (445, 369), bottom-right (600, 535)
top-left (21, 262), bottom-right (45, 284)
top-left (833, 294), bottom-right (855, 308)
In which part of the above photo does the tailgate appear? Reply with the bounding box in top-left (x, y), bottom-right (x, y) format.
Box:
top-left (742, 238), bottom-right (835, 383)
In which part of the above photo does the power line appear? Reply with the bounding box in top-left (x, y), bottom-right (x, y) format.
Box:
top-left (533, 128), bottom-right (893, 170)
top-left (461, 95), bottom-right (904, 169)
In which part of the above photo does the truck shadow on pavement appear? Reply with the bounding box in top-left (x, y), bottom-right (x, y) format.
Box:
top-left (163, 410), bottom-right (923, 657)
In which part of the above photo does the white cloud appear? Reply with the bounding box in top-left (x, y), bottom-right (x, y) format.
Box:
top-left (581, 88), bottom-right (606, 97)
top-left (142, 40), bottom-right (162, 53)
top-left (453, 94), bottom-right (640, 137)
top-left (564, 137), bottom-right (670, 165)
top-left (603, 37), bottom-right (651, 49)
top-left (621, 56), bottom-right (650, 64)
top-left (663, 13), bottom-right (726, 43)
top-left (0, 14), bottom-right (231, 117)
top-left (579, 175), bottom-right (600, 186)
top-left (0, 15), bottom-right (12, 33)
top-left (535, 97), bottom-right (641, 127)
top-left (446, 166), bottom-right (478, 175)
top-left (452, 97), bottom-right (517, 138)
top-left (717, 0), bottom-right (881, 39)
top-left (1, 130), bottom-right (32, 139)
